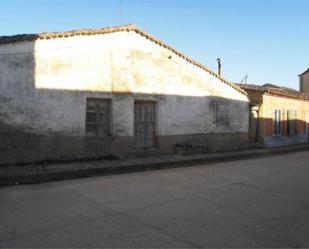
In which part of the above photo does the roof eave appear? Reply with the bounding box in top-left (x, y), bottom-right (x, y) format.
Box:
top-left (299, 68), bottom-right (309, 76)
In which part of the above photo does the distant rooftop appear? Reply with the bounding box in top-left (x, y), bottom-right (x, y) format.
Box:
top-left (236, 83), bottom-right (309, 101)
top-left (299, 68), bottom-right (309, 76)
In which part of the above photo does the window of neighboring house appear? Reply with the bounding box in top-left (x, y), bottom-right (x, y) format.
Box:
top-left (287, 110), bottom-right (297, 136)
top-left (272, 109), bottom-right (282, 136)
top-left (86, 98), bottom-right (112, 137)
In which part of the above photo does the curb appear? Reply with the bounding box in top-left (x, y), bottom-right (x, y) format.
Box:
top-left (1, 145), bottom-right (309, 187)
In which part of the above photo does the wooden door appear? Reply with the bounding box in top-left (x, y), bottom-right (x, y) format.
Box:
top-left (134, 102), bottom-right (156, 148)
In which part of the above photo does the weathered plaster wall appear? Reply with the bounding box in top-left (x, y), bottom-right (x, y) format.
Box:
top-left (262, 94), bottom-right (309, 147)
top-left (0, 31), bottom-right (249, 163)
top-left (33, 31), bottom-right (248, 135)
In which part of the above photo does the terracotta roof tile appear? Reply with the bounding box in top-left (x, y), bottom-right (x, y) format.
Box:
top-left (236, 83), bottom-right (309, 101)
top-left (235, 83), bottom-right (266, 92)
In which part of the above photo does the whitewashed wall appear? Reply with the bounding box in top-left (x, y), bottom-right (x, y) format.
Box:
top-left (0, 31), bottom-right (249, 138)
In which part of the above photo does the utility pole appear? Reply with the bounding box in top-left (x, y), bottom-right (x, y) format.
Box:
top-left (241, 74), bottom-right (248, 84)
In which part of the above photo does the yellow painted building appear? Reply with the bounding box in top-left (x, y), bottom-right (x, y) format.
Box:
top-left (237, 83), bottom-right (309, 147)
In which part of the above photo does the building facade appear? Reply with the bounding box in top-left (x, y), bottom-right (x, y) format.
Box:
top-left (237, 83), bottom-right (309, 148)
top-left (0, 24), bottom-right (249, 164)
top-left (299, 68), bottom-right (309, 96)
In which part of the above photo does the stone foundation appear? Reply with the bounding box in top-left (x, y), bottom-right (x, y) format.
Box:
top-left (0, 132), bottom-right (249, 165)
top-left (157, 132), bottom-right (249, 154)
top-left (0, 134), bottom-right (133, 165)
top-left (264, 135), bottom-right (308, 148)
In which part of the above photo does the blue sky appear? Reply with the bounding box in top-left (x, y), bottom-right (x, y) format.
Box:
top-left (1, 0), bottom-right (308, 89)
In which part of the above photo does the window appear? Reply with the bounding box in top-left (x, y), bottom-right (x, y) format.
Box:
top-left (86, 98), bottom-right (111, 137)
top-left (287, 110), bottom-right (297, 136)
top-left (210, 100), bottom-right (230, 128)
top-left (272, 109), bottom-right (282, 136)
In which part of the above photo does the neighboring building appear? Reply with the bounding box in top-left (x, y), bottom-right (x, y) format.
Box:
top-left (299, 68), bottom-right (309, 96)
top-left (237, 83), bottom-right (309, 148)
top-left (0, 24), bottom-right (249, 164)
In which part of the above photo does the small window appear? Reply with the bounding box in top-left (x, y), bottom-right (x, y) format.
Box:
top-left (272, 109), bottom-right (282, 136)
top-left (287, 110), bottom-right (297, 136)
top-left (86, 98), bottom-right (111, 137)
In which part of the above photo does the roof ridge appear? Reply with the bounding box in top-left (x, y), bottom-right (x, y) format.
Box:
top-left (0, 24), bottom-right (246, 96)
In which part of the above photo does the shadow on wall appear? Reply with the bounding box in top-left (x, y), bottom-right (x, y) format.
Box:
top-left (249, 114), bottom-right (309, 147)
top-left (0, 41), bottom-right (249, 165)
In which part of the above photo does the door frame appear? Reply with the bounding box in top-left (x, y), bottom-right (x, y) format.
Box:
top-left (134, 100), bottom-right (157, 148)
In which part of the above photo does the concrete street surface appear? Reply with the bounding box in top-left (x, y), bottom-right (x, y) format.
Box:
top-left (0, 151), bottom-right (309, 248)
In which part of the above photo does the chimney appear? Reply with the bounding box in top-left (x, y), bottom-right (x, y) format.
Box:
top-left (299, 68), bottom-right (309, 96)
top-left (216, 58), bottom-right (222, 76)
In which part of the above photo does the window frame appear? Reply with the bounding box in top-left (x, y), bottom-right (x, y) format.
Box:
top-left (287, 109), bottom-right (297, 136)
top-left (134, 100), bottom-right (157, 148)
top-left (272, 108), bottom-right (283, 136)
top-left (85, 98), bottom-right (112, 138)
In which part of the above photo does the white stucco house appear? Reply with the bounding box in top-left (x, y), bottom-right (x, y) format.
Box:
top-left (0, 24), bottom-right (249, 164)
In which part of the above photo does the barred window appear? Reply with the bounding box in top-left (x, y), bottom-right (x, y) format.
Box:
top-left (86, 98), bottom-right (111, 137)
top-left (272, 109), bottom-right (282, 136)
top-left (287, 110), bottom-right (297, 136)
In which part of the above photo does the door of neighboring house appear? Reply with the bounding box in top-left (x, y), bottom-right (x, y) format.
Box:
top-left (249, 109), bottom-right (258, 143)
top-left (134, 101), bottom-right (156, 148)
top-left (249, 105), bottom-right (260, 145)
top-left (307, 112), bottom-right (309, 141)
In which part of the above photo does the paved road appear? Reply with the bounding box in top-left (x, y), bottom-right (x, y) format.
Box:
top-left (0, 151), bottom-right (309, 248)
